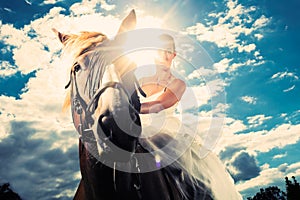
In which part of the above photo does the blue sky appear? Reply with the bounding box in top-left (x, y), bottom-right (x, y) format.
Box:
top-left (0, 0), bottom-right (299, 199)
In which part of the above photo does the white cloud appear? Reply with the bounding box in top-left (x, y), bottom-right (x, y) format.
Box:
top-left (191, 23), bottom-right (238, 49)
top-left (184, 0), bottom-right (270, 74)
top-left (13, 42), bottom-right (52, 74)
top-left (179, 72), bottom-right (226, 113)
top-left (187, 66), bottom-right (215, 79)
top-left (0, 24), bottom-right (31, 47)
top-left (273, 152), bottom-right (287, 160)
top-left (213, 58), bottom-right (232, 73)
top-left (226, 58), bottom-right (264, 71)
top-left (283, 85), bottom-right (295, 92)
top-left (0, 61), bottom-right (17, 76)
top-left (253, 51), bottom-right (263, 60)
top-left (229, 62), bottom-right (243, 71)
top-left (0, 8), bottom-right (67, 75)
top-left (0, 121), bottom-right (79, 199)
top-left (206, 78), bottom-right (226, 97)
top-left (69, 0), bottom-right (115, 15)
top-left (70, 0), bottom-right (99, 15)
top-left (42, 0), bottom-right (61, 4)
top-left (271, 71), bottom-right (299, 81)
top-left (99, 0), bottom-right (116, 11)
top-left (236, 164), bottom-right (282, 191)
top-left (240, 96), bottom-right (257, 104)
top-left (3, 8), bottom-right (14, 13)
top-left (0, 66), bottom-right (75, 147)
top-left (237, 162), bottom-right (300, 194)
top-left (254, 33), bottom-right (263, 40)
top-left (278, 163), bottom-right (289, 172)
top-left (25, 0), bottom-right (32, 5)
top-left (286, 162), bottom-right (300, 175)
top-left (238, 43), bottom-right (256, 53)
top-left (217, 123), bottom-right (300, 154)
top-left (0, 96), bottom-right (17, 140)
top-left (221, 0), bottom-right (246, 25)
top-left (280, 113), bottom-right (287, 118)
top-left (253, 15), bottom-right (270, 28)
top-left (213, 117), bottom-right (247, 154)
top-left (247, 114), bottom-right (272, 127)
top-left (185, 0), bottom-right (268, 52)
top-left (0, 4), bottom-right (162, 76)
top-left (270, 71), bottom-right (298, 93)
top-left (225, 117), bottom-right (247, 133)
top-left (181, 85), bottom-right (211, 110)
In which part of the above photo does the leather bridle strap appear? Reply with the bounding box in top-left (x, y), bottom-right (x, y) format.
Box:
top-left (65, 65), bottom-right (144, 198)
top-left (71, 69), bottom-right (90, 136)
top-left (66, 67), bottom-right (140, 136)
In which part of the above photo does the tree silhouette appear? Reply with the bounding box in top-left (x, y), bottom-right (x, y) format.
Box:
top-left (247, 186), bottom-right (286, 200)
top-left (247, 176), bottom-right (300, 200)
top-left (285, 176), bottom-right (300, 200)
top-left (0, 183), bottom-right (22, 200)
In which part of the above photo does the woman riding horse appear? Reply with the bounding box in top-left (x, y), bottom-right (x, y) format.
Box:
top-left (54, 9), bottom-right (241, 200)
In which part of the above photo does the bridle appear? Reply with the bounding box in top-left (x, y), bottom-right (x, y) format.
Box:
top-left (65, 58), bottom-right (145, 197)
top-left (65, 61), bottom-right (145, 148)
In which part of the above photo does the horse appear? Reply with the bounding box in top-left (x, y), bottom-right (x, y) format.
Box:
top-left (54, 10), bottom-right (214, 200)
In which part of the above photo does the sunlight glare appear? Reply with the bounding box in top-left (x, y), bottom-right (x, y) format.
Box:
top-left (125, 50), bottom-right (157, 67)
top-left (121, 12), bottom-right (165, 67)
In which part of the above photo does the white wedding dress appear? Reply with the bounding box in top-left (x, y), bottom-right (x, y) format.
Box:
top-left (139, 90), bottom-right (242, 200)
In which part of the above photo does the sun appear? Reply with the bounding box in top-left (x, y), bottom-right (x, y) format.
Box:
top-left (121, 13), bottom-right (165, 67)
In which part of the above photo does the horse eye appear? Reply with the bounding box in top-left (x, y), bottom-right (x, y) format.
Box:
top-left (74, 63), bottom-right (81, 72)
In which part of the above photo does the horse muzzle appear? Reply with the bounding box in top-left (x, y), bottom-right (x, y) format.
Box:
top-left (96, 106), bottom-right (141, 162)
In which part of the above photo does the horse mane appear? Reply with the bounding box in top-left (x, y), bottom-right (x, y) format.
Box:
top-left (63, 31), bottom-right (107, 60)
top-left (61, 31), bottom-right (108, 112)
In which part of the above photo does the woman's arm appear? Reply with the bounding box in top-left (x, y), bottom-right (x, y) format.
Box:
top-left (140, 79), bottom-right (186, 114)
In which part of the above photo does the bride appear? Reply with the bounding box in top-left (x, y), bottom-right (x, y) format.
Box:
top-left (137, 34), bottom-right (242, 200)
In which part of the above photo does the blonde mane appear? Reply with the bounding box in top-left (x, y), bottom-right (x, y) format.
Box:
top-left (63, 31), bottom-right (107, 59)
top-left (62, 31), bottom-right (108, 112)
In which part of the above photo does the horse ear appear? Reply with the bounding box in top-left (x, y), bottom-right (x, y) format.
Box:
top-left (116, 9), bottom-right (136, 34)
top-left (52, 28), bottom-right (70, 45)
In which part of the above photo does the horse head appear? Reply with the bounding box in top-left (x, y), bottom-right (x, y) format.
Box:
top-left (54, 10), bottom-right (142, 163)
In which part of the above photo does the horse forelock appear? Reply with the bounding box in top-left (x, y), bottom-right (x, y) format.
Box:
top-left (63, 32), bottom-right (107, 59)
